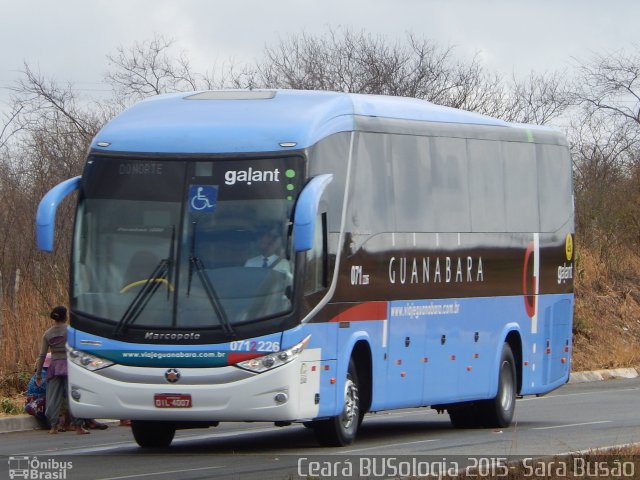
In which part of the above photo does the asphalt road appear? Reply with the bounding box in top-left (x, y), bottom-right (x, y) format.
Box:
top-left (1, 378), bottom-right (639, 479)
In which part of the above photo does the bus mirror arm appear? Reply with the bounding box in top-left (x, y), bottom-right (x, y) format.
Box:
top-left (36, 176), bottom-right (81, 252)
top-left (293, 174), bottom-right (333, 252)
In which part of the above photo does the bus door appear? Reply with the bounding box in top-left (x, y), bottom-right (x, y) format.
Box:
top-left (386, 300), bottom-right (426, 408)
top-left (422, 311), bottom-right (459, 405)
top-left (543, 299), bottom-right (572, 385)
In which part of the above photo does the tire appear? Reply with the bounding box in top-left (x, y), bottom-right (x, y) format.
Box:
top-left (131, 421), bottom-right (176, 448)
top-left (313, 360), bottom-right (360, 446)
top-left (480, 343), bottom-right (517, 428)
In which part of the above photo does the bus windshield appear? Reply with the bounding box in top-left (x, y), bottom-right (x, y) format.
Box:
top-left (72, 156), bottom-right (303, 333)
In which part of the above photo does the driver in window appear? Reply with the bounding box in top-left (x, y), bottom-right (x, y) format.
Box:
top-left (244, 230), bottom-right (291, 281)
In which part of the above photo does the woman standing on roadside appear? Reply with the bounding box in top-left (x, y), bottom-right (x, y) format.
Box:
top-left (34, 306), bottom-right (89, 435)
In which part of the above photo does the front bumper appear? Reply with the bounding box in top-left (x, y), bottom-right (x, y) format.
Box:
top-left (68, 349), bottom-right (322, 422)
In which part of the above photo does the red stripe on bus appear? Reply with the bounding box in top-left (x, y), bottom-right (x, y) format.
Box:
top-left (330, 302), bottom-right (388, 322)
top-left (227, 352), bottom-right (263, 364)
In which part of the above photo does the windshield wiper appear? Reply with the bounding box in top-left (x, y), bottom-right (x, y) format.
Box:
top-left (114, 226), bottom-right (175, 337)
top-left (187, 221), bottom-right (235, 337)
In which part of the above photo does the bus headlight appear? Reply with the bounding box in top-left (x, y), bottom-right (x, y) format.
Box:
top-left (67, 347), bottom-right (114, 371)
top-left (236, 336), bottom-right (310, 373)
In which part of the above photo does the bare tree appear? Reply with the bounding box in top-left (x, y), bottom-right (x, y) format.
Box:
top-left (571, 115), bottom-right (637, 248)
top-left (255, 30), bottom-right (496, 102)
top-left (10, 63), bottom-right (100, 142)
top-left (96, 29), bottom-right (574, 127)
top-left (504, 71), bottom-right (572, 125)
top-left (0, 104), bottom-right (24, 151)
top-left (104, 35), bottom-right (227, 107)
top-left (573, 48), bottom-right (640, 128)
top-left (569, 47), bottom-right (640, 255)
top-left (251, 29), bottom-right (571, 125)
top-left (0, 63), bottom-right (98, 298)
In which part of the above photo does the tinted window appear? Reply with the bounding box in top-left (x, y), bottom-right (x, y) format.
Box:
top-left (345, 133), bottom-right (568, 236)
top-left (430, 137), bottom-right (470, 232)
top-left (468, 139), bottom-right (506, 232)
top-left (538, 144), bottom-right (573, 232)
top-left (304, 214), bottom-right (327, 295)
top-left (392, 135), bottom-right (434, 231)
top-left (347, 133), bottom-right (395, 237)
top-left (73, 156), bottom-right (303, 329)
top-left (309, 133), bottom-right (351, 233)
top-left (503, 142), bottom-right (539, 232)
top-left (392, 135), bottom-right (471, 233)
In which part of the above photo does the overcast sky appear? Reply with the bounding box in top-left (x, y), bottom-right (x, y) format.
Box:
top-left (1, 0), bottom-right (639, 110)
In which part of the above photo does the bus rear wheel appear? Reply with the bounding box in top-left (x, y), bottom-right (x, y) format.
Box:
top-left (313, 360), bottom-right (360, 446)
top-left (131, 421), bottom-right (176, 448)
top-left (480, 343), bottom-right (516, 427)
top-left (448, 343), bottom-right (516, 429)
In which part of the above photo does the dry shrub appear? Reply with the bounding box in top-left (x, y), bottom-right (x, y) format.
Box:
top-left (0, 281), bottom-right (65, 396)
top-left (573, 241), bottom-right (640, 371)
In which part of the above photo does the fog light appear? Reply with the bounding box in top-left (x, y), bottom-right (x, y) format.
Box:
top-left (274, 393), bottom-right (288, 404)
top-left (71, 388), bottom-right (81, 401)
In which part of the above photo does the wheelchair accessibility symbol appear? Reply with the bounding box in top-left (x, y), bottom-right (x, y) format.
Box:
top-left (189, 185), bottom-right (218, 213)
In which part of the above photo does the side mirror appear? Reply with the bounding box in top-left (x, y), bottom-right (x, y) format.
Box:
top-left (36, 176), bottom-right (81, 252)
top-left (293, 174), bottom-right (333, 252)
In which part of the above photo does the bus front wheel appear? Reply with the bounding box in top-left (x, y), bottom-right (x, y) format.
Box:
top-left (131, 421), bottom-right (176, 448)
top-left (313, 360), bottom-right (360, 446)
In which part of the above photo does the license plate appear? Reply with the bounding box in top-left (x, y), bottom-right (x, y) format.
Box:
top-left (154, 393), bottom-right (192, 408)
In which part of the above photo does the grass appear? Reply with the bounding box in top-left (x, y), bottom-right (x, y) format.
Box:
top-left (0, 396), bottom-right (23, 416)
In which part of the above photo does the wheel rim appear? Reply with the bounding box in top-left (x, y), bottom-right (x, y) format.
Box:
top-left (499, 360), bottom-right (514, 412)
top-left (341, 377), bottom-right (359, 431)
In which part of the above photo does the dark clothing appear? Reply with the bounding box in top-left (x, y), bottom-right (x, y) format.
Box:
top-left (25, 370), bottom-right (47, 423)
top-left (35, 323), bottom-right (67, 380)
top-left (45, 376), bottom-right (69, 428)
top-left (34, 322), bottom-right (79, 429)
top-left (46, 359), bottom-right (68, 380)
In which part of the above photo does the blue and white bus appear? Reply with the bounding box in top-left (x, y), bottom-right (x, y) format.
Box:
top-left (36, 90), bottom-right (574, 448)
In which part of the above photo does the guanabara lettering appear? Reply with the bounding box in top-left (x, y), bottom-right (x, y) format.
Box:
top-left (388, 256), bottom-right (484, 284)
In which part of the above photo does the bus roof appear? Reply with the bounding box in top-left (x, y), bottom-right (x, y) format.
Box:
top-left (91, 90), bottom-right (558, 154)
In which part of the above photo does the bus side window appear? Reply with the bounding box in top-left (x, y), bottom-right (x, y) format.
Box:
top-left (304, 213), bottom-right (328, 295)
top-left (537, 144), bottom-right (573, 232)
